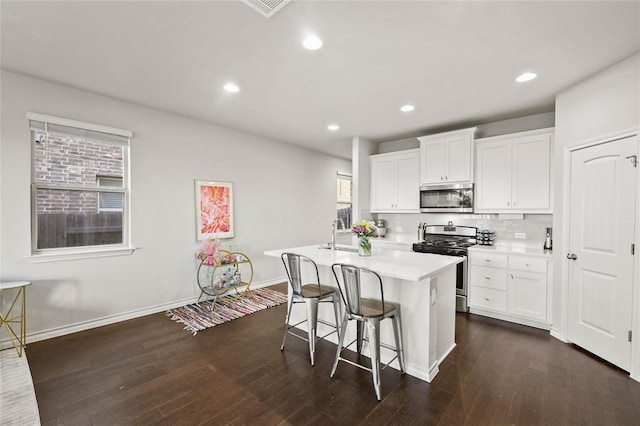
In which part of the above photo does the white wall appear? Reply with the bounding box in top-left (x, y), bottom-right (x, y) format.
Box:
top-left (554, 53), bottom-right (640, 376)
top-left (376, 112), bottom-right (555, 154)
top-left (0, 71), bottom-right (350, 341)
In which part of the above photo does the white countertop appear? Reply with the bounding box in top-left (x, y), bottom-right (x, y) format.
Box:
top-left (468, 242), bottom-right (553, 258)
top-left (264, 244), bottom-right (462, 282)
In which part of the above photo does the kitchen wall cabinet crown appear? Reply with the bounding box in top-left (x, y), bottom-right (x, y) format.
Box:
top-left (370, 149), bottom-right (420, 213)
top-left (417, 127), bottom-right (477, 185)
top-left (468, 249), bottom-right (551, 329)
top-left (475, 128), bottom-right (554, 213)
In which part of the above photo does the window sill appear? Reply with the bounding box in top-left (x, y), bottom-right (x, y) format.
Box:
top-left (29, 246), bottom-right (136, 263)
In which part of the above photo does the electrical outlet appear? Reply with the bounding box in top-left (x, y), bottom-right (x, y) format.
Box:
top-left (515, 232), bottom-right (526, 239)
top-left (395, 227), bottom-right (403, 233)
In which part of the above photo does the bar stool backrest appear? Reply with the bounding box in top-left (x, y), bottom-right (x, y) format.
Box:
top-left (332, 264), bottom-right (385, 317)
top-left (281, 253), bottom-right (321, 296)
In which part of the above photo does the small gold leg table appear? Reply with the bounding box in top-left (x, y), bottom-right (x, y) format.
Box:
top-left (0, 281), bottom-right (31, 357)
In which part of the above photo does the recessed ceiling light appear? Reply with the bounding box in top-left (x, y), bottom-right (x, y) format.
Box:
top-left (516, 72), bottom-right (537, 83)
top-left (400, 104), bottom-right (415, 112)
top-left (303, 35), bottom-right (323, 50)
top-left (327, 124), bottom-right (339, 131)
top-left (223, 83), bottom-right (240, 93)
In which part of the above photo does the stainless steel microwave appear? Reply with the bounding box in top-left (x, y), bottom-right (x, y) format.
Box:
top-left (419, 183), bottom-right (474, 213)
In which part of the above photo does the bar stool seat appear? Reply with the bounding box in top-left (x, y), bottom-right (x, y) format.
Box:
top-left (330, 263), bottom-right (405, 401)
top-left (280, 253), bottom-right (341, 366)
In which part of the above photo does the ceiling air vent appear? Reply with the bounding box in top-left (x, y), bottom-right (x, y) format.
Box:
top-left (241, 0), bottom-right (292, 18)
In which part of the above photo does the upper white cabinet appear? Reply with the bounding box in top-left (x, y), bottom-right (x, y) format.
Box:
top-left (475, 128), bottom-right (554, 213)
top-left (418, 127), bottom-right (477, 185)
top-left (370, 149), bottom-right (420, 213)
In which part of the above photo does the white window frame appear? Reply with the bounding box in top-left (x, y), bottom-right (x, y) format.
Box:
top-left (28, 112), bottom-right (134, 261)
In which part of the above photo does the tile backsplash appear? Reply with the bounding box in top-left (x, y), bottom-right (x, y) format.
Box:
top-left (377, 213), bottom-right (553, 245)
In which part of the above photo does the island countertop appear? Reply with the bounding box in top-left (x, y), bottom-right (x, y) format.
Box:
top-left (264, 244), bottom-right (462, 282)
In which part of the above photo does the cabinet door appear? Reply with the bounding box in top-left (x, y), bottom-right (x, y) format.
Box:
top-left (420, 138), bottom-right (445, 184)
top-left (395, 151), bottom-right (420, 210)
top-left (508, 271), bottom-right (547, 321)
top-left (512, 134), bottom-right (551, 210)
top-left (371, 157), bottom-right (396, 211)
top-left (475, 141), bottom-right (512, 210)
top-left (445, 134), bottom-right (472, 182)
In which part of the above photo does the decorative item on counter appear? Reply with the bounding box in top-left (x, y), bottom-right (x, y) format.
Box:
top-left (374, 218), bottom-right (387, 238)
top-left (352, 220), bottom-right (375, 256)
top-left (477, 229), bottom-right (495, 246)
top-left (196, 238), bottom-right (221, 265)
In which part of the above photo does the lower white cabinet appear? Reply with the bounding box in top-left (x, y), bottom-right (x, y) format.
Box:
top-left (468, 249), bottom-right (551, 329)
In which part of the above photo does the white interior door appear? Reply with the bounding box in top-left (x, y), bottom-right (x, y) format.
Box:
top-left (567, 135), bottom-right (637, 371)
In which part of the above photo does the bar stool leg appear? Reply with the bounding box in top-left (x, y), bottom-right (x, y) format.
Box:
top-left (368, 318), bottom-right (382, 401)
top-left (280, 293), bottom-right (294, 351)
top-left (330, 315), bottom-right (349, 377)
top-left (331, 292), bottom-right (342, 340)
top-left (392, 310), bottom-right (406, 373)
top-left (305, 299), bottom-right (319, 365)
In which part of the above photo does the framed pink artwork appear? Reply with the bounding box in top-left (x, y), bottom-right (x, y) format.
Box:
top-left (195, 180), bottom-right (234, 240)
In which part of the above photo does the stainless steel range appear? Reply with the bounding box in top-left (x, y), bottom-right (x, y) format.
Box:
top-left (412, 223), bottom-right (477, 312)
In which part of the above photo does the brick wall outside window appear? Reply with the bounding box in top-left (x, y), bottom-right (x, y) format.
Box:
top-left (34, 133), bottom-right (123, 213)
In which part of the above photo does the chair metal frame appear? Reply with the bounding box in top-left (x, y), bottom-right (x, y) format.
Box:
top-left (280, 253), bottom-right (341, 366)
top-left (330, 263), bottom-right (405, 400)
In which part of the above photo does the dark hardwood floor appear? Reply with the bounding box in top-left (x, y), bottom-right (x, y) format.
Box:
top-left (27, 283), bottom-right (640, 425)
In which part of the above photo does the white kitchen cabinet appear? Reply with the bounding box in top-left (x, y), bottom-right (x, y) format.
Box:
top-left (475, 128), bottom-right (553, 213)
top-left (468, 249), bottom-right (551, 329)
top-left (370, 149), bottom-right (419, 213)
top-left (418, 127), bottom-right (477, 185)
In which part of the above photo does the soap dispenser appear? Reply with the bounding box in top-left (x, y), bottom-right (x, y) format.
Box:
top-left (543, 227), bottom-right (553, 251)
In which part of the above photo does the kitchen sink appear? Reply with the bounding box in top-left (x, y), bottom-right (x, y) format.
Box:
top-left (318, 243), bottom-right (358, 253)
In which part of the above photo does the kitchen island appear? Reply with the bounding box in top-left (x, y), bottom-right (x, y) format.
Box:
top-left (264, 244), bottom-right (462, 382)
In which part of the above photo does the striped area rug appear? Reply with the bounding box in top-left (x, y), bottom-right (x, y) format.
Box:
top-left (166, 288), bottom-right (288, 335)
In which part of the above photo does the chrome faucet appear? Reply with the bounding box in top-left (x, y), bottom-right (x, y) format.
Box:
top-left (331, 218), bottom-right (346, 249)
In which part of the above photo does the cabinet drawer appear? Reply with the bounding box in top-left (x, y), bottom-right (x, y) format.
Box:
top-left (469, 286), bottom-right (507, 312)
top-left (470, 252), bottom-right (507, 268)
top-left (508, 256), bottom-right (547, 274)
top-left (469, 265), bottom-right (507, 290)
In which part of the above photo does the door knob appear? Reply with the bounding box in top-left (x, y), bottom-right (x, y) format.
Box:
top-left (566, 253), bottom-right (578, 260)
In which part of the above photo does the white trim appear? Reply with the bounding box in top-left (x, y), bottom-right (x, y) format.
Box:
top-left (26, 112), bottom-right (132, 138)
top-left (3, 279), bottom-right (284, 348)
top-left (550, 328), bottom-right (570, 343)
top-left (29, 246), bottom-right (136, 263)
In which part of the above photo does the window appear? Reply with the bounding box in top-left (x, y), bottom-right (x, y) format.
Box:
top-left (29, 113), bottom-right (132, 254)
top-left (337, 172), bottom-right (352, 229)
top-left (97, 176), bottom-right (124, 212)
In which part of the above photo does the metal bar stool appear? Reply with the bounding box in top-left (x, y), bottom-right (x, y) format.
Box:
top-left (280, 253), bottom-right (341, 366)
top-left (330, 263), bottom-right (405, 400)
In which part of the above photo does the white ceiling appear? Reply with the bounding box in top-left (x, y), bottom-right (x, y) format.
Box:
top-left (1, 1), bottom-right (639, 159)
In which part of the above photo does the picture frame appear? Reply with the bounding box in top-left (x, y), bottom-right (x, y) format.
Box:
top-left (195, 179), bottom-right (234, 240)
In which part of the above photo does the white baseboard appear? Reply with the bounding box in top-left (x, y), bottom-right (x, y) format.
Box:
top-left (550, 327), bottom-right (570, 343)
top-left (3, 278), bottom-right (287, 348)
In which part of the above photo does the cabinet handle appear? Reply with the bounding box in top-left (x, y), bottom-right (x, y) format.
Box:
top-left (484, 277), bottom-right (491, 280)
top-left (484, 259), bottom-right (491, 262)
top-left (441, 176), bottom-right (444, 181)
top-left (511, 274), bottom-right (514, 279)
top-left (484, 297), bottom-right (490, 301)
top-left (507, 202), bottom-right (510, 207)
